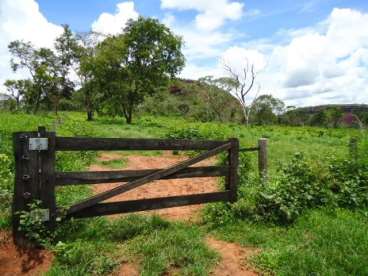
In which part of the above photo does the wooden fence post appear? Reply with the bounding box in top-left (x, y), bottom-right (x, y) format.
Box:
top-left (12, 126), bottom-right (56, 246)
top-left (258, 138), bottom-right (268, 183)
top-left (228, 138), bottom-right (239, 202)
top-left (12, 131), bottom-right (36, 246)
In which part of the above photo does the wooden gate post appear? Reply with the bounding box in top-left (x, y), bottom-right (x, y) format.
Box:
top-left (258, 138), bottom-right (268, 183)
top-left (12, 126), bottom-right (56, 246)
top-left (227, 138), bottom-right (239, 202)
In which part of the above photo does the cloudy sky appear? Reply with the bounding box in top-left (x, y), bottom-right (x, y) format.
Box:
top-left (1, 0), bottom-right (368, 106)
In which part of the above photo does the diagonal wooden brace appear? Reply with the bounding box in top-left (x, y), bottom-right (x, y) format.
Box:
top-left (67, 142), bottom-right (231, 215)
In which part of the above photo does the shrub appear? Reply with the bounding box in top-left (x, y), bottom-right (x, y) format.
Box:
top-left (202, 152), bottom-right (252, 227)
top-left (329, 158), bottom-right (368, 208)
top-left (255, 153), bottom-right (329, 223)
top-left (0, 154), bottom-right (13, 228)
top-left (166, 127), bottom-right (206, 140)
top-left (17, 200), bottom-right (54, 245)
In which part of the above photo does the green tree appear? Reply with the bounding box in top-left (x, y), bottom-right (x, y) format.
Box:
top-left (75, 32), bottom-right (102, 121)
top-left (251, 94), bottom-right (285, 125)
top-left (3, 79), bottom-right (32, 109)
top-left (198, 76), bottom-right (242, 122)
top-left (8, 25), bottom-right (79, 114)
top-left (8, 41), bottom-right (59, 113)
top-left (94, 17), bottom-right (184, 123)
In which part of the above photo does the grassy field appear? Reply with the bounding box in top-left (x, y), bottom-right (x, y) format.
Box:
top-left (0, 111), bottom-right (367, 275)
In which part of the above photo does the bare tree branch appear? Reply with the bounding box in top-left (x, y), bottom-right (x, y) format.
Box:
top-left (223, 60), bottom-right (259, 125)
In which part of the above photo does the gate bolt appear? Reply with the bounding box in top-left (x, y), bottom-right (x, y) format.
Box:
top-left (23, 192), bottom-right (31, 199)
top-left (19, 135), bottom-right (28, 141)
top-left (22, 155), bottom-right (29, 160)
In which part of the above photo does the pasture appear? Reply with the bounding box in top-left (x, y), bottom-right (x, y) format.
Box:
top-left (0, 111), bottom-right (367, 275)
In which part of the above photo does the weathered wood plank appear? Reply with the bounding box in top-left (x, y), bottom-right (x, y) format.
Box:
top-left (55, 166), bottom-right (228, 185)
top-left (228, 138), bottom-right (239, 202)
top-left (67, 191), bottom-right (230, 218)
top-left (39, 129), bottom-right (56, 225)
top-left (12, 132), bottom-right (38, 246)
top-left (67, 142), bottom-right (231, 215)
top-left (55, 137), bottom-right (226, 151)
top-left (258, 138), bottom-right (268, 182)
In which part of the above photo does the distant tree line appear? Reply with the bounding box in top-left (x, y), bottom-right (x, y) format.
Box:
top-left (3, 17), bottom-right (184, 123)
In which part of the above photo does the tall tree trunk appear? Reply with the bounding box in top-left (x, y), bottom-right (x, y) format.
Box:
top-left (122, 105), bottom-right (133, 124)
top-left (85, 92), bottom-right (94, 121)
top-left (126, 114), bottom-right (132, 124)
top-left (87, 110), bottom-right (94, 121)
top-left (33, 91), bottom-right (42, 114)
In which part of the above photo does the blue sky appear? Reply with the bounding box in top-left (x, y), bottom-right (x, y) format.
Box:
top-left (1, 0), bottom-right (368, 106)
top-left (36, 0), bottom-right (367, 39)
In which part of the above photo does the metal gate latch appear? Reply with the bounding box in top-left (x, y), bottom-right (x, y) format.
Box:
top-left (29, 138), bottom-right (48, 151)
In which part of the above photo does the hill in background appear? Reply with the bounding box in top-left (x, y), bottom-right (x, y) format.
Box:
top-left (139, 79), bottom-right (243, 123)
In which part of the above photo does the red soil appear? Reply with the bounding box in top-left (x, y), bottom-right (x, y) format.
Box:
top-left (207, 237), bottom-right (259, 276)
top-left (0, 231), bottom-right (53, 276)
top-left (90, 151), bottom-right (219, 221)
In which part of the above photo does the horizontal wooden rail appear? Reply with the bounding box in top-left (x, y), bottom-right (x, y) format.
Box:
top-left (67, 191), bottom-right (230, 218)
top-left (55, 137), bottom-right (227, 151)
top-left (55, 166), bottom-right (227, 185)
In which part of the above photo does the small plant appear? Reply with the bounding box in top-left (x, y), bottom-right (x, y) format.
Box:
top-left (52, 239), bottom-right (119, 275)
top-left (0, 154), bottom-right (13, 228)
top-left (17, 200), bottom-right (54, 246)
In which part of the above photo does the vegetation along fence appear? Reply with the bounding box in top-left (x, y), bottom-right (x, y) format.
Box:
top-left (12, 126), bottom-right (267, 245)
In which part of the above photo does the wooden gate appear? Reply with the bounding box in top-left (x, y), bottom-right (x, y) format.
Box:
top-left (13, 127), bottom-right (239, 243)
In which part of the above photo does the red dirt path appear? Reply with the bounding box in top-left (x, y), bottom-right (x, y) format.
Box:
top-left (91, 151), bottom-right (219, 221)
top-left (93, 152), bottom-right (259, 276)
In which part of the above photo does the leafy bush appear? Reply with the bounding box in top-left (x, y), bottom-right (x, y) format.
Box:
top-left (255, 153), bottom-right (329, 223)
top-left (0, 154), bottom-right (13, 228)
top-left (206, 137), bottom-right (368, 226)
top-left (329, 158), bottom-right (368, 208)
top-left (17, 200), bottom-right (54, 245)
top-left (202, 152), bottom-right (252, 227)
top-left (166, 127), bottom-right (206, 140)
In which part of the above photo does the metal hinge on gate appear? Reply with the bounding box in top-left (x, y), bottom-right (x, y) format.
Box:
top-left (29, 138), bottom-right (48, 151)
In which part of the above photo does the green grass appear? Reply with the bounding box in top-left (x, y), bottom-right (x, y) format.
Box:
top-left (48, 215), bottom-right (217, 275)
top-left (125, 223), bottom-right (217, 275)
top-left (96, 158), bottom-right (128, 169)
top-left (1, 111), bottom-right (367, 275)
top-left (211, 208), bottom-right (368, 276)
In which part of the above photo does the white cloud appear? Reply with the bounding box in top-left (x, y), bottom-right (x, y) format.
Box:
top-left (221, 46), bottom-right (267, 73)
top-left (211, 8), bottom-right (368, 106)
top-left (92, 1), bottom-right (138, 35)
top-left (0, 0), bottom-right (63, 93)
top-left (280, 8), bottom-right (368, 105)
top-left (161, 0), bottom-right (243, 31)
top-left (162, 12), bottom-right (234, 62)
